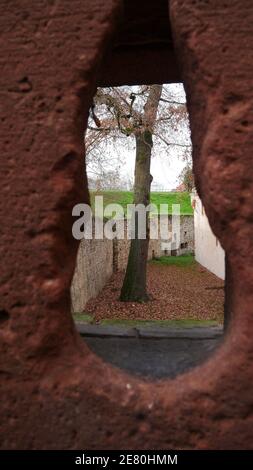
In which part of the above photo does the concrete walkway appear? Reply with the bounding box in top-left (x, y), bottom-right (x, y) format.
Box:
top-left (77, 323), bottom-right (223, 380)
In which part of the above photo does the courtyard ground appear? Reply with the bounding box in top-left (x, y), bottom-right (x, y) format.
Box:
top-left (75, 255), bottom-right (224, 325)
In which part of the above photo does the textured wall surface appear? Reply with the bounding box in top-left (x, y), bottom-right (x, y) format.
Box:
top-left (71, 237), bottom-right (113, 313)
top-left (117, 215), bottom-right (194, 271)
top-left (0, 0), bottom-right (253, 450)
top-left (192, 193), bottom-right (225, 280)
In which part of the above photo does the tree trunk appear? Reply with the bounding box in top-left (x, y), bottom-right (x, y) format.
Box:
top-left (120, 85), bottom-right (162, 302)
top-left (120, 131), bottom-right (152, 301)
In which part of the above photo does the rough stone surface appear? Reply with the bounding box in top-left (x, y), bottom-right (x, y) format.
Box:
top-left (71, 236), bottom-right (113, 313)
top-left (98, 0), bottom-right (180, 86)
top-left (0, 0), bottom-right (253, 450)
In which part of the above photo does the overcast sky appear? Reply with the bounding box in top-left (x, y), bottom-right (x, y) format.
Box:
top-left (131, 83), bottom-right (191, 190)
top-left (87, 83), bottom-right (192, 191)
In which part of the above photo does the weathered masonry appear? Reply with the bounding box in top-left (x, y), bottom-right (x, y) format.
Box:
top-left (0, 0), bottom-right (253, 450)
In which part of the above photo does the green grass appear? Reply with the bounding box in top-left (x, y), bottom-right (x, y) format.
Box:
top-left (150, 253), bottom-right (195, 268)
top-left (89, 191), bottom-right (193, 216)
top-left (73, 312), bottom-right (93, 323)
top-left (100, 318), bottom-right (219, 328)
top-left (73, 313), bottom-right (219, 328)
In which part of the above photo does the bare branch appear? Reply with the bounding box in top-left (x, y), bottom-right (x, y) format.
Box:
top-left (87, 125), bottom-right (112, 132)
top-left (154, 133), bottom-right (191, 148)
top-left (159, 98), bottom-right (186, 106)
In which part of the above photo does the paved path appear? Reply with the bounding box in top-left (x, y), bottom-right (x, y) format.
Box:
top-left (77, 324), bottom-right (223, 380)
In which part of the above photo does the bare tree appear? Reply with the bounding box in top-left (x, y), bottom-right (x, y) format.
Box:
top-left (86, 86), bottom-right (191, 180)
top-left (86, 85), bottom-right (191, 301)
top-left (120, 85), bottom-right (162, 301)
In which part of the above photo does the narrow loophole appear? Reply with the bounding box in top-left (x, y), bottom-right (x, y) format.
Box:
top-left (70, 83), bottom-right (225, 381)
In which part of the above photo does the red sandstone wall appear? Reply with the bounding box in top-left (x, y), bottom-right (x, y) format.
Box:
top-left (0, 0), bottom-right (253, 450)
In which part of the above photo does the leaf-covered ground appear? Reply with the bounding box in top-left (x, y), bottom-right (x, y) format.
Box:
top-left (83, 256), bottom-right (224, 324)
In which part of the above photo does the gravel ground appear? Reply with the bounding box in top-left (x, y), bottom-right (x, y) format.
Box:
top-left (85, 262), bottom-right (224, 323)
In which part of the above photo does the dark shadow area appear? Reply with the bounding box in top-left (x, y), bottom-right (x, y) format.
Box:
top-left (82, 328), bottom-right (223, 380)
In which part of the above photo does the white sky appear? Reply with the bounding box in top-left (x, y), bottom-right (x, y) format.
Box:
top-left (87, 83), bottom-right (192, 190)
top-left (113, 142), bottom-right (188, 190)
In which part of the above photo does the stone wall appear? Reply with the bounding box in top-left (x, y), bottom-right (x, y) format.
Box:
top-left (116, 215), bottom-right (194, 271)
top-left (192, 192), bottom-right (225, 280)
top-left (71, 238), bottom-right (113, 313)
